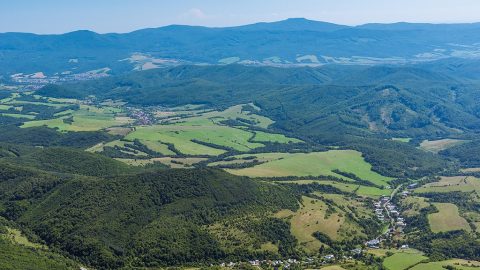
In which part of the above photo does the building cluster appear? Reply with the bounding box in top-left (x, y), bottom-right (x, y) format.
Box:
top-left (10, 69), bottom-right (110, 88)
top-left (129, 108), bottom-right (154, 125)
top-left (367, 192), bottom-right (408, 249)
top-left (219, 258), bottom-right (300, 268)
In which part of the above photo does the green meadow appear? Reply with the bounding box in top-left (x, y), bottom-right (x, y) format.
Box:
top-left (227, 150), bottom-right (392, 186)
top-left (428, 203), bottom-right (471, 233)
top-left (383, 251), bottom-right (428, 270)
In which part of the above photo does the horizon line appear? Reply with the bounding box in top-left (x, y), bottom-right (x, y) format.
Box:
top-left (2, 17), bottom-right (480, 35)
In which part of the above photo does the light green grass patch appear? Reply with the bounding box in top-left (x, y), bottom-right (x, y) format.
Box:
top-left (252, 131), bottom-right (302, 143)
top-left (428, 203), bottom-right (471, 233)
top-left (275, 196), bottom-right (344, 253)
top-left (415, 176), bottom-right (480, 194)
top-left (140, 140), bottom-right (176, 155)
top-left (392, 137), bottom-right (411, 143)
top-left (21, 108), bottom-right (131, 132)
top-left (227, 150), bottom-right (392, 186)
top-left (53, 109), bottom-right (75, 117)
top-left (419, 139), bottom-right (467, 153)
top-left (3, 227), bottom-right (45, 249)
top-left (0, 113), bottom-right (35, 119)
top-left (411, 259), bottom-right (480, 270)
top-left (0, 104), bottom-right (12, 110)
top-left (383, 251), bottom-right (428, 270)
top-left (6, 100), bottom-right (69, 108)
top-left (126, 123), bottom-right (262, 155)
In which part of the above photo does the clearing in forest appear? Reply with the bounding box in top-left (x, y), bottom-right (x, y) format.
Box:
top-left (227, 150), bottom-right (392, 186)
top-left (428, 203), bottom-right (470, 233)
top-left (419, 139), bottom-right (466, 153)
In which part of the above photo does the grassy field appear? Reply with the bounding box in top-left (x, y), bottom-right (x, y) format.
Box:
top-left (227, 150), bottom-right (392, 186)
top-left (428, 203), bottom-right (471, 233)
top-left (276, 180), bottom-right (390, 198)
top-left (401, 196), bottom-right (430, 216)
top-left (22, 107), bottom-right (132, 132)
top-left (415, 176), bottom-right (480, 194)
top-left (139, 140), bottom-right (176, 155)
top-left (411, 259), bottom-right (480, 270)
top-left (252, 131), bottom-right (302, 143)
top-left (6, 100), bottom-right (70, 108)
top-left (126, 124), bottom-right (260, 154)
top-left (126, 105), bottom-right (299, 156)
top-left (419, 139), bottom-right (467, 153)
top-left (392, 137), bottom-right (411, 143)
top-left (461, 167), bottom-right (480, 173)
top-left (383, 251), bottom-right (428, 270)
top-left (0, 225), bottom-right (80, 270)
top-left (0, 113), bottom-right (35, 119)
top-left (275, 196), bottom-right (343, 253)
top-left (275, 195), bottom-right (368, 254)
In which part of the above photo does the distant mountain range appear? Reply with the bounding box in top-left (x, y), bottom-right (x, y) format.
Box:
top-left (2, 18), bottom-right (480, 77)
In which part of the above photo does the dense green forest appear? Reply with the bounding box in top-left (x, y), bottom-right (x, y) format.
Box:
top-left (2, 17), bottom-right (480, 270)
top-left (0, 146), bottom-right (300, 268)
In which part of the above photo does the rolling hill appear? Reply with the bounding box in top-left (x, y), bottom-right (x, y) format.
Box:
top-left (2, 19), bottom-right (480, 76)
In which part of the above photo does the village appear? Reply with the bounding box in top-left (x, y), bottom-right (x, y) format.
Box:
top-left (210, 187), bottom-right (415, 269)
top-left (365, 187), bottom-right (411, 250)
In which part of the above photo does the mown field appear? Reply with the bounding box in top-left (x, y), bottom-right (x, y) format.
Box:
top-left (428, 203), bottom-right (471, 233)
top-left (419, 139), bottom-right (467, 153)
top-left (410, 259), bottom-right (480, 270)
top-left (227, 150), bottom-right (392, 186)
top-left (125, 104), bottom-right (300, 156)
top-left (382, 250), bottom-right (428, 270)
top-left (415, 176), bottom-right (480, 194)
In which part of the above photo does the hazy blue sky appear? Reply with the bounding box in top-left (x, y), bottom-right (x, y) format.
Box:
top-left (1, 0), bottom-right (480, 34)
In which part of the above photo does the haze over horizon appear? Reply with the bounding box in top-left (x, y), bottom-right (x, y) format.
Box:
top-left (2, 0), bottom-right (480, 34)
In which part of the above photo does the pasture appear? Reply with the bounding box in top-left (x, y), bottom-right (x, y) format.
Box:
top-left (391, 137), bottom-right (411, 143)
top-left (383, 251), bottom-right (427, 270)
top-left (419, 139), bottom-right (466, 153)
top-left (126, 105), bottom-right (298, 155)
top-left (251, 131), bottom-right (302, 143)
top-left (276, 196), bottom-right (344, 253)
top-left (428, 203), bottom-right (471, 233)
top-left (275, 180), bottom-right (390, 198)
top-left (21, 107), bottom-right (132, 132)
top-left (411, 259), bottom-right (480, 270)
top-left (227, 150), bottom-right (392, 186)
top-left (415, 176), bottom-right (480, 194)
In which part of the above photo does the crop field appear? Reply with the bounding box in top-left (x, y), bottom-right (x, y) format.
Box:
top-left (415, 176), bottom-right (480, 194)
top-left (411, 259), bottom-right (480, 270)
top-left (428, 203), bottom-right (471, 233)
top-left (419, 139), bottom-right (467, 153)
top-left (383, 250), bottom-right (428, 270)
top-left (226, 150), bottom-right (392, 186)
